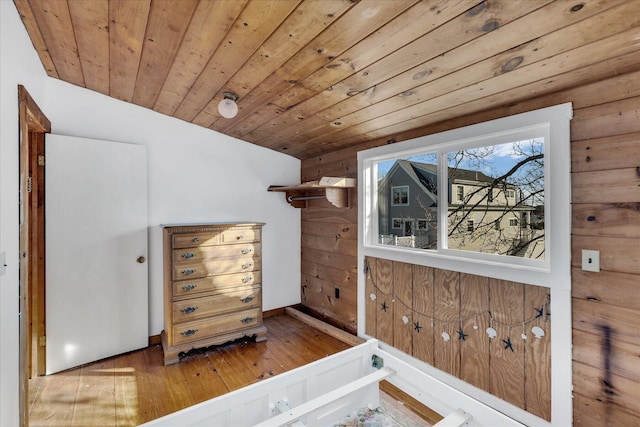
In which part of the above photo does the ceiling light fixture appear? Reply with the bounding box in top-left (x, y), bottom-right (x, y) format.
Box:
top-left (218, 92), bottom-right (239, 119)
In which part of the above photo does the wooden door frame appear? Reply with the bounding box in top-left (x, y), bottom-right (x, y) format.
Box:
top-left (18, 85), bottom-right (50, 427)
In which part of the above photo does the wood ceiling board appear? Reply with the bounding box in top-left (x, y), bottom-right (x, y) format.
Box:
top-left (13, 0), bottom-right (640, 160)
top-left (297, 24), bottom-right (640, 151)
top-left (218, 0), bottom-right (421, 137)
top-left (258, 0), bottom-right (628, 150)
top-left (132, 0), bottom-right (199, 108)
top-left (196, 0), bottom-right (357, 130)
top-left (108, 0), bottom-right (151, 102)
top-left (153, 0), bottom-right (248, 116)
top-left (173, 0), bottom-right (302, 123)
top-left (28, 0), bottom-right (84, 86)
top-left (13, 0), bottom-right (58, 77)
top-left (251, 0), bottom-right (550, 149)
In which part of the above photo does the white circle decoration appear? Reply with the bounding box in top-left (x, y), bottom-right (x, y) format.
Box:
top-left (532, 326), bottom-right (545, 339)
top-left (486, 327), bottom-right (497, 339)
top-left (402, 315), bottom-right (409, 324)
top-left (521, 333), bottom-right (528, 340)
top-left (369, 293), bottom-right (377, 301)
top-left (441, 332), bottom-right (451, 342)
top-left (473, 324), bottom-right (479, 330)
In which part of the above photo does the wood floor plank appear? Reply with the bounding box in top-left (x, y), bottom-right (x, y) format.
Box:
top-left (28, 313), bottom-right (355, 427)
top-left (71, 358), bottom-right (116, 426)
top-left (29, 368), bottom-right (80, 426)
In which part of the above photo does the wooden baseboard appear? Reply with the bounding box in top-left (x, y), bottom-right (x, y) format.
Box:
top-left (148, 334), bottom-right (162, 346)
top-left (284, 306), bottom-right (365, 346)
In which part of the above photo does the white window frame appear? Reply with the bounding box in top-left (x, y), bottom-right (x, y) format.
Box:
top-left (391, 218), bottom-right (402, 229)
top-left (357, 103), bottom-right (573, 427)
top-left (391, 185), bottom-right (409, 206)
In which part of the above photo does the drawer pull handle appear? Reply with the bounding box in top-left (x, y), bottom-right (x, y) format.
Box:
top-left (182, 284), bottom-right (197, 291)
top-left (180, 329), bottom-right (198, 337)
top-left (241, 296), bottom-right (254, 304)
top-left (236, 235), bottom-right (243, 240)
top-left (241, 247), bottom-right (252, 254)
top-left (193, 237), bottom-right (200, 243)
top-left (241, 317), bottom-right (255, 324)
top-left (182, 268), bottom-right (196, 275)
top-left (241, 262), bottom-right (252, 269)
top-left (182, 252), bottom-right (195, 259)
top-left (180, 306), bottom-right (198, 314)
top-left (241, 276), bottom-right (252, 283)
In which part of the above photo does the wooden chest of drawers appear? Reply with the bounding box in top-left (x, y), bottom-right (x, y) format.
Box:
top-left (161, 222), bottom-right (267, 365)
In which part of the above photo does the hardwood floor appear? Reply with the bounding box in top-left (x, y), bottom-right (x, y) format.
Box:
top-left (28, 313), bottom-right (352, 427)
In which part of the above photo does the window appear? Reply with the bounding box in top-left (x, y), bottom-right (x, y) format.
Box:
top-left (359, 102), bottom-right (572, 287)
top-left (467, 219), bottom-right (474, 232)
top-left (391, 186), bottom-right (409, 205)
top-left (358, 103), bottom-right (573, 427)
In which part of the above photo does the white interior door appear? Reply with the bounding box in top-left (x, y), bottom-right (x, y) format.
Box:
top-left (45, 134), bottom-right (148, 374)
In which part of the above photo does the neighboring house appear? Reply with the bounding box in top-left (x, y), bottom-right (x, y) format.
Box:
top-left (378, 159), bottom-right (541, 257)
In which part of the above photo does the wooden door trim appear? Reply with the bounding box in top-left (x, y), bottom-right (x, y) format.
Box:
top-left (18, 85), bottom-right (50, 427)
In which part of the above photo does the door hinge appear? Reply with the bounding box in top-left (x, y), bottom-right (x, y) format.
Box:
top-left (26, 176), bottom-right (33, 193)
top-left (38, 155), bottom-right (45, 166)
top-left (39, 336), bottom-right (46, 347)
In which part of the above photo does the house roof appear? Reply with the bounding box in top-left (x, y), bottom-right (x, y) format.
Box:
top-left (13, 1), bottom-right (640, 159)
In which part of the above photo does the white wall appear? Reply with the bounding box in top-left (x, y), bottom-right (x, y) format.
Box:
top-left (1, 2), bottom-right (301, 425)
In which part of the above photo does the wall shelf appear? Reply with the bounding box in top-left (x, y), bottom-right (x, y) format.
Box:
top-left (268, 177), bottom-right (356, 208)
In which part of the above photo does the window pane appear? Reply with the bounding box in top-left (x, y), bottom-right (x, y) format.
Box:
top-left (377, 153), bottom-right (438, 249)
top-left (446, 139), bottom-right (545, 259)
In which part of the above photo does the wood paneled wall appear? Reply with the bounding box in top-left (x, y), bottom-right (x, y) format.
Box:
top-left (364, 257), bottom-right (551, 420)
top-left (300, 69), bottom-right (640, 425)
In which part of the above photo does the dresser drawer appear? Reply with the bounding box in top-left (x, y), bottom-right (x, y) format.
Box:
top-left (172, 308), bottom-right (261, 345)
top-left (221, 228), bottom-right (260, 244)
top-left (173, 256), bottom-right (258, 280)
top-left (172, 271), bottom-right (261, 297)
top-left (172, 232), bottom-right (221, 249)
top-left (173, 243), bottom-right (261, 264)
top-left (172, 286), bottom-right (260, 322)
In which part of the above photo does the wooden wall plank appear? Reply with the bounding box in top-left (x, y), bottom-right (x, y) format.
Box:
top-left (571, 235), bottom-right (640, 275)
top-left (392, 261), bottom-right (413, 355)
top-left (433, 269), bottom-right (460, 377)
top-left (571, 132), bottom-right (640, 173)
top-left (489, 279), bottom-right (525, 409)
top-left (573, 361), bottom-right (640, 418)
top-left (459, 273), bottom-right (489, 392)
top-left (412, 264), bottom-right (434, 365)
top-left (573, 329), bottom-right (640, 383)
top-left (572, 268), bottom-right (640, 312)
top-left (571, 96), bottom-right (640, 141)
top-left (523, 284), bottom-right (551, 421)
top-left (572, 168), bottom-right (640, 204)
top-left (573, 298), bottom-right (640, 346)
top-left (375, 258), bottom-right (393, 345)
top-left (13, 0), bottom-right (59, 77)
top-left (573, 392), bottom-right (640, 427)
top-left (572, 203), bottom-right (640, 238)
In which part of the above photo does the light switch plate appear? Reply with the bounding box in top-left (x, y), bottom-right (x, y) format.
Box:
top-left (581, 249), bottom-right (600, 272)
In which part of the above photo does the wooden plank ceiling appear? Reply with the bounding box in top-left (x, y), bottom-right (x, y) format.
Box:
top-left (14, 0), bottom-right (640, 159)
